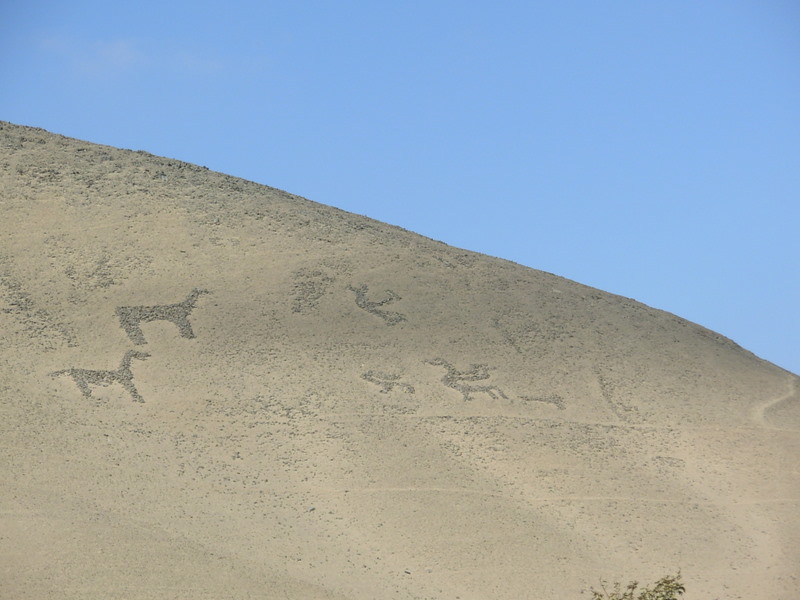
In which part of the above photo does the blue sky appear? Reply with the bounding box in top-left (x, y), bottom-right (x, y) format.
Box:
top-left (2, 1), bottom-right (798, 375)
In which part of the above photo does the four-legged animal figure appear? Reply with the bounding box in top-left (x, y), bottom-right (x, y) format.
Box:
top-left (57, 288), bottom-right (514, 406)
top-left (425, 358), bottom-right (507, 402)
top-left (361, 370), bottom-right (415, 394)
top-left (116, 289), bottom-right (210, 345)
top-left (51, 350), bottom-right (151, 402)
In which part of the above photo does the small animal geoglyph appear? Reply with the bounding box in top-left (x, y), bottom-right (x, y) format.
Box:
top-left (361, 370), bottom-right (415, 394)
top-left (115, 288), bottom-right (210, 345)
top-left (425, 358), bottom-right (508, 401)
top-left (50, 350), bottom-right (150, 402)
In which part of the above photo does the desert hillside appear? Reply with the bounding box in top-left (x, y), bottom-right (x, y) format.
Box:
top-left (1, 121), bottom-right (798, 599)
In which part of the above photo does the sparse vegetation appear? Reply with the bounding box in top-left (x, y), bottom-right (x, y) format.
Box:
top-left (587, 572), bottom-right (685, 600)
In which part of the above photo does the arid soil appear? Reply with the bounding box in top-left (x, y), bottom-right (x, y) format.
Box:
top-left (1, 121), bottom-right (798, 599)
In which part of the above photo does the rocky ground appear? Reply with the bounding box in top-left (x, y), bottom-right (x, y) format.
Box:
top-left (1, 121), bottom-right (798, 599)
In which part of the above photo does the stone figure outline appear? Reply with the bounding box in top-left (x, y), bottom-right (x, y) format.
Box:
top-left (425, 358), bottom-right (508, 401)
top-left (361, 370), bottom-right (415, 394)
top-left (520, 394), bottom-right (566, 410)
top-left (116, 288), bottom-right (210, 345)
top-left (50, 350), bottom-right (151, 403)
top-left (348, 284), bottom-right (405, 325)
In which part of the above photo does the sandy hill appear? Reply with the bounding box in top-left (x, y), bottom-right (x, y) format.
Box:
top-left (1, 121), bottom-right (797, 599)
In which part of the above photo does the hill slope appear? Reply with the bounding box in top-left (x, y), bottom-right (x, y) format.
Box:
top-left (1, 121), bottom-right (798, 599)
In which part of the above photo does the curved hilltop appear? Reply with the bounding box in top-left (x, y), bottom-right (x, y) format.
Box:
top-left (1, 121), bottom-right (797, 599)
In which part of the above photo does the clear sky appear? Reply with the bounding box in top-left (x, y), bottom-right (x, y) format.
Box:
top-left (2, 1), bottom-right (798, 375)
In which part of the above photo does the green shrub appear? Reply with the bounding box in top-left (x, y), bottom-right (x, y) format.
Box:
top-left (587, 572), bottom-right (685, 600)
